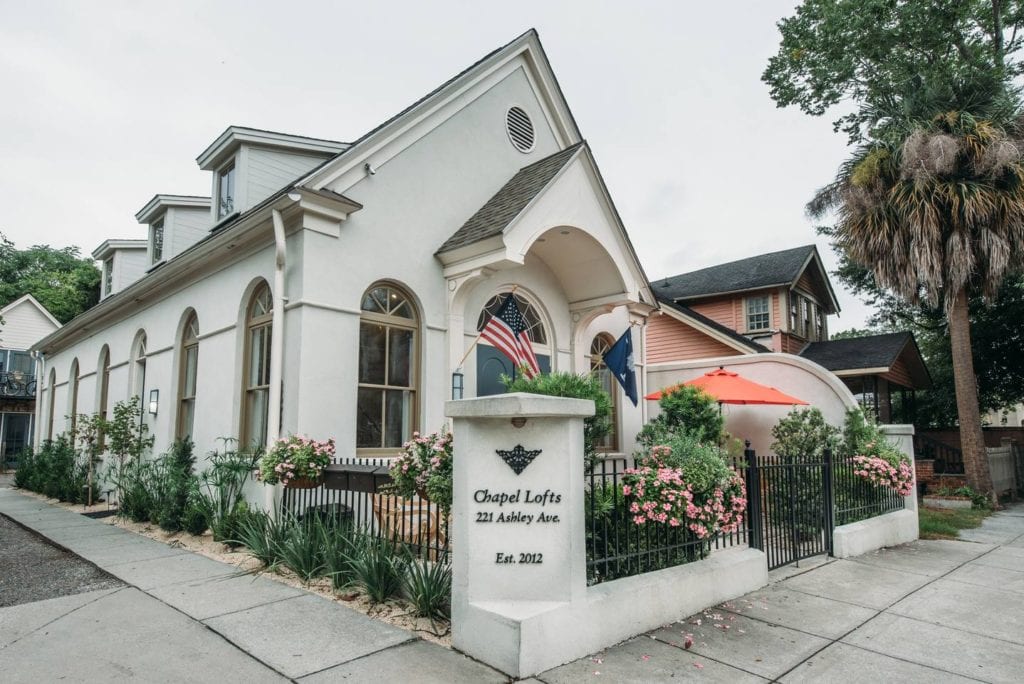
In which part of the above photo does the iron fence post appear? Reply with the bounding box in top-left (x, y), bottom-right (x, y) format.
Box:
top-left (823, 448), bottom-right (835, 557)
top-left (744, 443), bottom-right (763, 551)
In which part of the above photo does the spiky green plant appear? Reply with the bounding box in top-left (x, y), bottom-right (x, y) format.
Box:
top-left (403, 558), bottom-right (452, 621)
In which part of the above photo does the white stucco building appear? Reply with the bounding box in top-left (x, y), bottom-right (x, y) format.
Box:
top-left (31, 30), bottom-right (656, 468)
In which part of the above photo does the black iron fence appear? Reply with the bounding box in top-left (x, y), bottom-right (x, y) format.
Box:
top-left (745, 447), bottom-right (906, 570)
top-left (914, 434), bottom-right (964, 474)
top-left (833, 454), bottom-right (906, 525)
top-left (585, 457), bottom-right (747, 586)
top-left (281, 456), bottom-right (450, 563)
top-left (745, 449), bottom-right (834, 570)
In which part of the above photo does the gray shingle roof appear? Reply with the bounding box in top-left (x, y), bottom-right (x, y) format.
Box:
top-left (799, 332), bottom-right (914, 371)
top-left (655, 245), bottom-right (817, 301)
top-left (436, 143), bottom-right (583, 254)
top-left (655, 295), bottom-right (769, 353)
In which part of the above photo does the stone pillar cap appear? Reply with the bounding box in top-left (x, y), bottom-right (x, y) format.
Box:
top-left (446, 392), bottom-right (595, 419)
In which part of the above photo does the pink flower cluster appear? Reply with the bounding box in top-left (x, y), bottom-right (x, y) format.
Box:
top-left (388, 429), bottom-right (453, 501)
top-left (851, 454), bottom-right (914, 496)
top-left (621, 445), bottom-right (747, 539)
top-left (257, 434), bottom-right (335, 484)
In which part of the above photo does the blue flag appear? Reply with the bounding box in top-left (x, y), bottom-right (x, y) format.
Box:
top-left (603, 328), bottom-right (638, 406)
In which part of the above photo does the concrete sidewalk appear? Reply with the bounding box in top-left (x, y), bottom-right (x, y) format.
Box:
top-left (0, 487), bottom-right (505, 682)
top-left (4, 485), bottom-right (1023, 683)
top-left (541, 504), bottom-right (1024, 683)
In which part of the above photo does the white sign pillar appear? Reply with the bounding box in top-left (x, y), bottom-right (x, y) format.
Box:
top-left (446, 392), bottom-right (594, 678)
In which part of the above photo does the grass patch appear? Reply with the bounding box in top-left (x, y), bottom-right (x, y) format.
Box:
top-left (919, 506), bottom-right (992, 540)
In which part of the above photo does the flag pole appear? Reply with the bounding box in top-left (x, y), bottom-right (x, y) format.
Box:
top-left (456, 284), bottom-right (518, 369)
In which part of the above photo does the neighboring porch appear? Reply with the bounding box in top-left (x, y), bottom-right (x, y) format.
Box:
top-left (799, 332), bottom-right (932, 425)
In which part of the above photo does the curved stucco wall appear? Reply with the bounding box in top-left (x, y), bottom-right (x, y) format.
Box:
top-left (646, 353), bottom-right (859, 456)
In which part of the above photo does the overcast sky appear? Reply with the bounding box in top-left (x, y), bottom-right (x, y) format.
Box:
top-left (0, 1), bottom-right (872, 329)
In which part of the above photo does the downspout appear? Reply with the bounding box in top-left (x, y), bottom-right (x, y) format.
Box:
top-left (267, 208), bottom-right (287, 510)
top-left (31, 350), bottom-right (44, 448)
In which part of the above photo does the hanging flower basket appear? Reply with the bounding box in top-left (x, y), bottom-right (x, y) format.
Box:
top-left (256, 435), bottom-right (335, 487)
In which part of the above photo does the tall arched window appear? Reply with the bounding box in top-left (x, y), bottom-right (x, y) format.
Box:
top-left (68, 359), bottom-right (80, 437)
top-left (97, 347), bottom-right (110, 450)
top-left (131, 333), bottom-right (147, 401)
top-left (475, 291), bottom-right (551, 396)
top-left (46, 368), bottom-right (56, 440)
top-left (242, 283), bottom-right (272, 450)
top-left (590, 334), bottom-right (618, 452)
top-left (357, 283), bottom-right (418, 451)
top-left (177, 312), bottom-right (199, 441)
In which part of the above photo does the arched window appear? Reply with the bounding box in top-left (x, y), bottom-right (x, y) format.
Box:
top-left (590, 335), bottom-right (618, 452)
top-left (97, 347), bottom-right (110, 450)
top-left (475, 291), bottom-right (551, 396)
top-left (68, 359), bottom-right (80, 437)
top-left (130, 333), bottom-right (147, 401)
top-left (46, 368), bottom-right (56, 440)
top-left (242, 283), bottom-right (272, 450)
top-left (357, 283), bottom-right (418, 450)
top-left (177, 312), bottom-right (199, 441)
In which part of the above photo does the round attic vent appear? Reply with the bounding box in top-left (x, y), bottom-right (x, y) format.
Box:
top-left (506, 106), bottom-right (535, 152)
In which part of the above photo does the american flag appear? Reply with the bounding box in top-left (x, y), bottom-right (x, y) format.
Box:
top-left (480, 294), bottom-right (540, 378)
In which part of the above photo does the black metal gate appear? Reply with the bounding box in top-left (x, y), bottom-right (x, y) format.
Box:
top-left (745, 446), bottom-right (834, 570)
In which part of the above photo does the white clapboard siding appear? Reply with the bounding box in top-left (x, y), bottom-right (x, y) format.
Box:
top-left (170, 206), bottom-right (212, 258)
top-left (115, 250), bottom-right (148, 293)
top-left (1, 297), bottom-right (60, 350)
top-left (246, 147), bottom-right (332, 208)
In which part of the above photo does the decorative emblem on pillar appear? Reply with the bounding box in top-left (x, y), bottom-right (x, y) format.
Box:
top-left (496, 445), bottom-right (542, 475)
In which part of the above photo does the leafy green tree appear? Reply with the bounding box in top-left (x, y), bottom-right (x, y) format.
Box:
top-left (831, 260), bottom-right (1024, 427)
top-left (764, 1), bottom-right (1024, 498)
top-left (0, 233), bottom-right (101, 323)
top-left (763, 0), bottom-right (1024, 143)
top-left (637, 385), bottom-right (724, 448)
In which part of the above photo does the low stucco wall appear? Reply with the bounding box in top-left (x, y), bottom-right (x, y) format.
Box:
top-left (647, 354), bottom-right (859, 455)
top-left (832, 509), bottom-right (919, 558)
top-left (458, 547), bottom-right (768, 677)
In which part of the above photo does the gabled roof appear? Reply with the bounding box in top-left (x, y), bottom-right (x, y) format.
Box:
top-left (656, 244), bottom-right (840, 313)
top-left (437, 143), bottom-right (583, 254)
top-left (91, 239), bottom-right (147, 260)
top-left (31, 30), bottom-right (608, 353)
top-left (655, 294), bottom-right (770, 354)
top-left (196, 126), bottom-right (349, 171)
top-left (135, 195), bottom-right (211, 224)
top-left (799, 332), bottom-right (932, 388)
top-left (0, 294), bottom-right (61, 328)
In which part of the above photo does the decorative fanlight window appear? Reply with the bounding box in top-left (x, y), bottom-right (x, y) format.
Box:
top-left (477, 292), bottom-right (547, 345)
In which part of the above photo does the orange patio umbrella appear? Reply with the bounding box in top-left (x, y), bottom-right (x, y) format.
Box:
top-left (644, 367), bottom-right (809, 406)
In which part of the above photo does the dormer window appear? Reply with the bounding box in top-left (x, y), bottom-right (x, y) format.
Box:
top-left (217, 163), bottom-right (236, 218)
top-left (103, 257), bottom-right (113, 296)
top-left (151, 218), bottom-right (164, 263)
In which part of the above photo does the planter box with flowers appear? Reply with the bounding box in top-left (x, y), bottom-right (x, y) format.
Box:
top-left (257, 435), bottom-right (335, 488)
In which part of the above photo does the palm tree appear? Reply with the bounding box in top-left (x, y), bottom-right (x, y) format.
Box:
top-left (810, 86), bottom-right (1024, 500)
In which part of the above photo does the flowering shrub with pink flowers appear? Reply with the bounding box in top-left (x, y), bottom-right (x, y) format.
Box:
top-left (621, 435), bottom-right (747, 539)
top-left (841, 408), bottom-right (914, 496)
top-left (851, 453), bottom-right (914, 496)
top-left (388, 430), bottom-right (453, 514)
top-left (257, 434), bottom-right (335, 485)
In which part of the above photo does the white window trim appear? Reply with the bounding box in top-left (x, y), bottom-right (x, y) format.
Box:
top-left (744, 294), bottom-right (771, 333)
